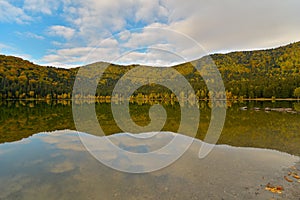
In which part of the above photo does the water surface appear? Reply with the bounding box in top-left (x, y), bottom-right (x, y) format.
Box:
top-left (1, 100), bottom-right (300, 156)
top-left (1, 100), bottom-right (300, 199)
top-left (0, 130), bottom-right (299, 199)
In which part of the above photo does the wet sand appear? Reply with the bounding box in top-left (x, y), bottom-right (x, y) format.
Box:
top-left (0, 130), bottom-right (299, 199)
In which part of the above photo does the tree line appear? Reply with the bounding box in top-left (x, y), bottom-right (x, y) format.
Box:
top-left (1, 42), bottom-right (300, 100)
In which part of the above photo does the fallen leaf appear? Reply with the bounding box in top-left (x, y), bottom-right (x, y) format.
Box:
top-left (284, 176), bottom-right (293, 182)
top-left (265, 184), bottom-right (284, 194)
top-left (293, 174), bottom-right (300, 179)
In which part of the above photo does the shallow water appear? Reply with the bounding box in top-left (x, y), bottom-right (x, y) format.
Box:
top-left (0, 130), bottom-right (299, 200)
top-left (1, 100), bottom-right (300, 199)
top-left (1, 100), bottom-right (300, 156)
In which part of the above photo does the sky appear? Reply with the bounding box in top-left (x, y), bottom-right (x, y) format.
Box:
top-left (0, 0), bottom-right (300, 68)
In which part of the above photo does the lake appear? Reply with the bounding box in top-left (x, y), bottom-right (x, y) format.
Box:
top-left (0, 100), bottom-right (300, 199)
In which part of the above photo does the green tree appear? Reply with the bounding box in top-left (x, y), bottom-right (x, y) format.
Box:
top-left (294, 87), bottom-right (300, 100)
top-left (293, 102), bottom-right (300, 111)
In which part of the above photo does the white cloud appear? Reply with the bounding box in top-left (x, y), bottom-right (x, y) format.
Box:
top-left (0, 43), bottom-right (34, 62)
top-left (26, 32), bottom-right (44, 40)
top-left (40, 0), bottom-right (300, 67)
top-left (16, 31), bottom-right (44, 40)
top-left (118, 30), bottom-right (131, 41)
top-left (23, 0), bottom-right (60, 15)
top-left (163, 0), bottom-right (300, 53)
top-left (60, 0), bottom-right (171, 45)
top-left (42, 26), bottom-right (203, 67)
top-left (0, 0), bottom-right (32, 23)
top-left (51, 41), bottom-right (63, 46)
top-left (99, 38), bottom-right (119, 48)
top-left (7, 53), bottom-right (33, 61)
top-left (42, 47), bottom-right (92, 64)
top-left (41, 45), bottom-right (121, 67)
top-left (48, 25), bottom-right (76, 40)
top-left (134, 0), bottom-right (169, 23)
top-left (116, 25), bottom-right (206, 63)
top-left (0, 43), bottom-right (10, 51)
top-left (116, 49), bottom-right (184, 67)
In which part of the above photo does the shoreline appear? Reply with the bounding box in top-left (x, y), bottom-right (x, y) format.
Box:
top-left (1, 98), bottom-right (300, 101)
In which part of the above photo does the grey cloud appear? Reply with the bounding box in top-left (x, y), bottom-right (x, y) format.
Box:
top-left (165, 0), bottom-right (300, 53)
top-left (41, 0), bottom-right (300, 67)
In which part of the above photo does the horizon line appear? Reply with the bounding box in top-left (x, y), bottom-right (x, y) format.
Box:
top-left (1, 40), bottom-right (299, 69)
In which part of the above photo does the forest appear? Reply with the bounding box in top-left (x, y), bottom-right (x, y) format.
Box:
top-left (1, 41), bottom-right (300, 100)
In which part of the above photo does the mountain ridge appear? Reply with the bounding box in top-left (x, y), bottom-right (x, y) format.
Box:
top-left (1, 41), bottom-right (300, 99)
top-left (3, 41), bottom-right (300, 69)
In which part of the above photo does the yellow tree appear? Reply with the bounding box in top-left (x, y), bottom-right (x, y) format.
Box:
top-left (294, 87), bottom-right (300, 101)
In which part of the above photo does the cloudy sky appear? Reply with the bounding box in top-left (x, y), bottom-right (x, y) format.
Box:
top-left (0, 0), bottom-right (300, 68)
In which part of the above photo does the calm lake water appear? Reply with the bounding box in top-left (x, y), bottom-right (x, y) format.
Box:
top-left (0, 100), bottom-right (300, 199)
top-left (1, 100), bottom-right (300, 155)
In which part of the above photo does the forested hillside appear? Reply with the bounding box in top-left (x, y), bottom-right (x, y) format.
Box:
top-left (1, 42), bottom-right (300, 99)
top-left (211, 42), bottom-right (300, 98)
top-left (0, 55), bottom-right (77, 99)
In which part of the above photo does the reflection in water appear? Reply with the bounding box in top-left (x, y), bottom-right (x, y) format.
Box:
top-left (1, 100), bottom-right (300, 156)
top-left (0, 130), bottom-right (299, 199)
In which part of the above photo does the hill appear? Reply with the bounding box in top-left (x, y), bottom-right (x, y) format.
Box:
top-left (1, 42), bottom-right (300, 99)
top-left (0, 55), bottom-right (77, 99)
